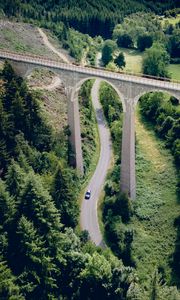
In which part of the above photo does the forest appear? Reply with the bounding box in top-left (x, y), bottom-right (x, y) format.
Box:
top-left (0, 62), bottom-right (143, 299)
top-left (0, 0), bottom-right (179, 37)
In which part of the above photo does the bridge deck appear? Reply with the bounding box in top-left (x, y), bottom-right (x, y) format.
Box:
top-left (0, 50), bottom-right (180, 92)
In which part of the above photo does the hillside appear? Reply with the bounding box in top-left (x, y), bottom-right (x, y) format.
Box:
top-left (0, 20), bottom-right (61, 59)
top-left (1, 0), bottom-right (179, 38)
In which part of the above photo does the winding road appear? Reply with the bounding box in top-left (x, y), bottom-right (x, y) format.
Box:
top-left (35, 29), bottom-right (112, 246)
top-left (80, 79), bottom-right (112, 246)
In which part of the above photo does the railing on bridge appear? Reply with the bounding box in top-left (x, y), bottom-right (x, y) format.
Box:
top-left (0, 50), bottom-right (180, 89)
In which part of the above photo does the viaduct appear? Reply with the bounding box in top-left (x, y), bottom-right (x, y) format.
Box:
top-left (0, 50), bottom-right (180, 199)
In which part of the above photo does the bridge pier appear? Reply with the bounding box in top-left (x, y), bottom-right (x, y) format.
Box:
top-left (66, 87), bottom-right (84, 175)
top-left (120, 102), bottom-right (136, 199)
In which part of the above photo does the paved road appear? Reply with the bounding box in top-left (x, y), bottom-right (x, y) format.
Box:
top-left (80, 79), bottom-right (112, 246)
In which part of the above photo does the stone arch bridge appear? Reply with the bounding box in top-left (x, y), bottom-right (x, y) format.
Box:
top-left (0, 50), bottom-right (180, 199)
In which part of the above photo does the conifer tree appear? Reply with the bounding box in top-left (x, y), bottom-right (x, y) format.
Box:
top-left (0, 180), bottom-right (16, 227)
top-left (51, 164), bottom-right (79, 227)
top-left (20, 172), bottom-right (61, 235)
top-left (0, 257), bottom-right (24, 300)
top-left (16, 215), bottom-right (57, 299)
top-left (5, 161), bottom-right (26, 199)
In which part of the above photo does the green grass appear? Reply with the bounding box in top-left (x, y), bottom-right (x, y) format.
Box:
top-left (168, 64), bottom-right (180, 81)
top-left (118, 47), bottom-right (143, 74)
top-left (118, 48), bottom-right (180, 81)
top-left (132, 109), bottom-right (180, 287)
top-left (0, 22), bottom-right (59, 59)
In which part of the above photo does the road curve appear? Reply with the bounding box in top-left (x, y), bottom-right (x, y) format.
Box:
top-left (80, 79), bottom-right (112, 247)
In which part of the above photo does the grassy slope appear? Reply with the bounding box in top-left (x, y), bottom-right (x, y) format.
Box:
top-left (133, 108), bottom-right (180, 286)
top-left (0, 20), bottom-right (61, 59)
top-left (118, 47), bottom-right (143, 74)
top-left (168, 64), bottom-right (180, 81)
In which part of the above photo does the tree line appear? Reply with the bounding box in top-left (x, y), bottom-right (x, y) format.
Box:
top-left (1, 0), bottom-right (179, 38)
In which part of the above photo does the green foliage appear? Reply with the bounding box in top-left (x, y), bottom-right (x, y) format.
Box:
top-left (142, 42), bottom-right (170, 77)
top-left (5, 161), bottom-right (26, 198)
top-left (102, 40), bottom-right (117, 66)
top-left (149, 269), bottom-right (180, 300)
top-left (0, 62), bottom-right (55, 174)
top-left (17, 215), bottom-right (57, 299)
top-left (117, 33), bottom-right (133, 49)
top-left (2, 0), bottom-right (179, 38)
top-left (173, 216), bottom-right (180, 281)
top-left (101, 40), bottom-right (116, 66)
top-left (137, 34), bottom-right (153, 51)
top-left (0, 180), bottom-right (16, 226)
top-left (102, 190), bottom-right (134, 265)
top-left (99, 82), bottom-right (123, 158)
top-left (51, 164), bottom-right (79, 228)
top-left (114, 52), bottom-right (126, 69)
top-left (113, 13), bottom-right (161, 48)
top-left (168, 28), bottom-right (180, 59)
top-left (139, 92), bottom-right (180, 167)
top-left (79, 80), bottom-right (97, 174)
top-left (138, 92), bottom-right (180, 287)
top-left (0, 257), bottom-right (24, 300)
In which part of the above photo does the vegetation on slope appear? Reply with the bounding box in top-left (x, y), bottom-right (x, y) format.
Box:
top-left (79, 80), bottom-right (98, 174)
top-left (2, 0), bottom-right (179, 38)
top-left (0, 20), bottom-right (60, 59)
top-left (99, 81), bottom-right (180, 297)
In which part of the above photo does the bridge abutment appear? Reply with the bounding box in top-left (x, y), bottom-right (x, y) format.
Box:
top-left (120, 101), bottom-right (136, 199)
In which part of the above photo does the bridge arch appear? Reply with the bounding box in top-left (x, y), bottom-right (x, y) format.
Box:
top-left (134, 89), bottom-right (180, 106)
top-left (71, 77), bottom-right (126, 112)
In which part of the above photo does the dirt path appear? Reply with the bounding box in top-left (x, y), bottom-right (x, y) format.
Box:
top-left (38, 28), bottom-right (70, 64)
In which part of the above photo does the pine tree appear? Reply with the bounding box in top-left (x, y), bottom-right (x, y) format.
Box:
top-left (2, 61), bottom-right (16, 83)
top-left (16, 215), bottom-right (57, 299)
top-left (0, 257), bottom-right (24, 300)
top-left (19, 172), bottom-right (62, 235)
top-left (0, 180), bottom-right (16, 227)
top-left (5, 161), bottom-right (26, 199)
top-left (51, 164), bottom-right (79, 227)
